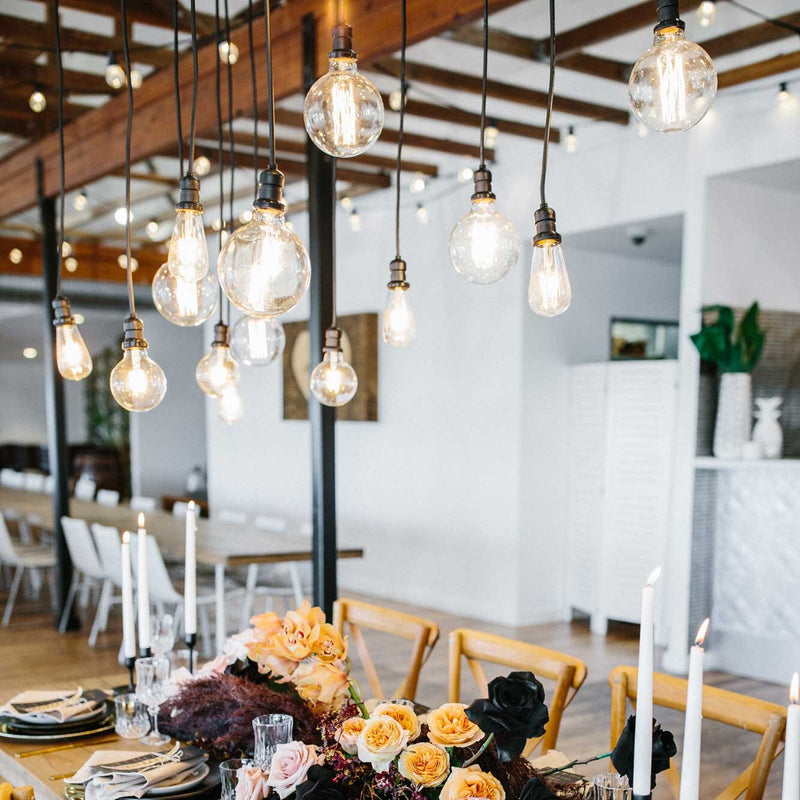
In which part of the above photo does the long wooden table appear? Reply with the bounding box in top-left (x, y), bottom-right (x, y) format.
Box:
top-left (0, 488), bottom-right (363, 651)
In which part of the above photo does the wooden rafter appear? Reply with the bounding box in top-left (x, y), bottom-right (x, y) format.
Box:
top-left (718, 49), bottom-right (800, 89)
top-left (0, 59), bottom-right (111, 95)
top-left (702, 11), bottom-right (800, 60)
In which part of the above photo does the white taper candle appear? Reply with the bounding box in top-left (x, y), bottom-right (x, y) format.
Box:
top-left (184, 501), bottom-right (197, 636)
top-left (679, 618), bottom-right (709, 800)
top-left (136, 512), bottom-right (151, 651)
top-left (783, 673), bottom-right (800, 800)
top-left (120, 531), bottom-right (136, 660)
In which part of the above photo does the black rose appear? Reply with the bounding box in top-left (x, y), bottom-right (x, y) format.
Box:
top-left (465, 671), bottom-right (549, 762)
top-left (611, 715), bottom-right (677, 791)
top-left (295, 766), bottom-right (346, 800)
top-left (519, 776), bottom-right (558, 800)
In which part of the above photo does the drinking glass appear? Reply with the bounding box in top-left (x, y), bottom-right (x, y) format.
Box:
top-left (135, 655), bottom-right (171, 745)
top-left (114, 693), bottom-right (150, 739)
top-left (252, 714), bottom-right (293, 769)
top-left (592, 773), bottom-right (633, 799)
top-left (151, 613), bottom-right (175, 656)
top-left (219, 758), bottom-right (255, 800)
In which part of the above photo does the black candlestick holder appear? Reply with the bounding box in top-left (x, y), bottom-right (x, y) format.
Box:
top-left (124, 655), bottom-right (136, 691)
top-left (184, 633), bottom-right (197, 674)
top-left (633, 794), bottom-right (652, 800)
top-left (139, 646), bottom-right (152, 658)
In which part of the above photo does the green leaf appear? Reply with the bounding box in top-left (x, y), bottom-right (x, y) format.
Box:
top-left (701, 305), bottom-right (734, 337)
top-left (737, 302), bottom-right (765, 370)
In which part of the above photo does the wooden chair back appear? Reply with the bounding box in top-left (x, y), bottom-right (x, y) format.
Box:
top-left (332, 598), bottom-right (439, 702)
top-left (448, 628), bottom-right (588, 755)
top-left (609, 666), bottom-right (787, 800)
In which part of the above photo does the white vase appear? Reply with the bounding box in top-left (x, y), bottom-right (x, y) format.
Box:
top-left (753, 396), bottom-right (783, 459)
top-left (713, 373), bottom-right (752, 459)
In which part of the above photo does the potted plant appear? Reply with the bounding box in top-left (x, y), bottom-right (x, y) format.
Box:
top-left (690, 302), bottom-right (765, 459)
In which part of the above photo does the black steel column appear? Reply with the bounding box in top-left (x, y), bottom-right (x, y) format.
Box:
top-left (37, 159), bottom-right (76, 630)
top-left (303, 14), bottom-right (338, 616)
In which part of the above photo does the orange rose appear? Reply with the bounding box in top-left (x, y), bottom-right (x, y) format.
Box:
top-left (291, 660), bottom-right (349, 708)
top-left (397, 743), bottom-right (450, 787)
top-left (426, 703), bottom-right (484, 748)
top-left (310, 622), bottom-right (348, 663)
top-left (357, 716), bottom-right (410, 772)
top-left (372, 702), bottom-right (421, 741)
top-left (439, 766), bottom-right (505, 800)
top-left (336, 716), bottom-right (366, 755)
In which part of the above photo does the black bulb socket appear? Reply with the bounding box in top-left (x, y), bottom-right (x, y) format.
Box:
top-left (176, 173), bottom-right (203, 212)
top-left (254, 168), bottom-right (286, 211)
top-left (211, 322), bottom-right (230, 348)
top-left (388, 257), bottom-right (409, 290)
top-left (121, 315), bottom-right (148, 350)
top-left (329, 23), bottom-right (357, 59)
top-left (323, 327), bottom-right (343, 353)
top-left (533, 204), bottom-right (562, 247)
top-left (52, 295), bottom-right (75, 328)
top-left (471, 168), bottom-right (496, 202)
top-left (654, 0), bottom-right (684, 32)
top-left (107, 51), bottom-right (119, 66)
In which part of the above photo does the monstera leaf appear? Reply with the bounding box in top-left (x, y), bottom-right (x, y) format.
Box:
top-left (690, 302), bottom-right (765, 373)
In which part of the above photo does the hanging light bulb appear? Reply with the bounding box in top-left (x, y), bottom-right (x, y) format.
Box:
top-left (9, 248), bottom-right (23, 265)
top-left (196, 323), bottom-right (239, 397)
top-left (61, 240), bottom-right (72, 257)
top-left (130, 69), bottom-right (143, 89)
top-left (218, 169), bottom-right (310, 318)
top-left (105, 52), bottom-right (127, 89)
top-left (218, 377), bottom-right (244, 425)
top-left (167, 175), bottom-right (209, 281)
top-left (409, 173), bottom-right (426, 193)
top-left (52, 297), bottom-right (92, 381)
top-left (565, 126), bottom-right (577, 153)
top-left (218, 39), bottom-right (239, 65)
top-left (449, 169), bottom-right (519, 285)
top-left (192, 155), bottom-right (211, 176)
top-left (382, 259), bottom-right (415, 348)
top-left (457, 167), bottom-right (474, 184)
top-left (348, 209), bottom-right (361, 232)
top-left (115, 206), bottom-right (131, 225)
top-left (151, 263), bottom-right (218, 326)
top-left (696, 0), bottom-right (717, 27)
top-left (29, 89), bottom-right (47, 113)
top-left (777, 82), bottom-right (791, 105)
top-left (303, 23), bottom-right (384, 158)
top-left (146, 220), bottom-right (161, 241)
top-left (310, 328), bottom-right (358, 407)
top-left (117, 254), bottom-right (138, 271)
top-left (415, 204), bottom-right (429, 224)
top-left (64, 257), bottom-right (78, 272)
top-left (528, 205), bottom-right (571, 317)
top-left (340, 195), bottom-right (354, 212)
top-left (629, 3), bottom-right (717, 133)
top-left (110, 317), bottom-right (167, 412)
top-left (230, 316), bottom-right (285, 366)
top-left (388, 88), bottom-right (405, 111)
top-left (73, 190), bottom-right (88, 212)
top-left (483, 121), bottom-right (499, 148)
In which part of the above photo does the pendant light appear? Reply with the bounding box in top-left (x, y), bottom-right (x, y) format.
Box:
top-left (50, 0), bottom-right (92, 383)
top-left (110, 0), bottom-right (167, 412)
top-left (381, 0), bottom-right (415, 349)
top-left (29, 88), bottom-right (47, 113)
top-left (217, 0), bottom-right (310, 318)
top-left (629, 0), bottom-right (717, 133)
top-left (696, 0), bottom-right (717, 27)
top-left (448, 0), bottom-right (519, 286)
top-left (105, 52), bottom-right (127, 89)
top-left (218, 377), bottom-right (244, 424)
top-left (167, 0), bottom-right (210, 282)
top-left (528, 0), bottom-right (571, 317)
top-left (302, 0), bottom-right (384, 158)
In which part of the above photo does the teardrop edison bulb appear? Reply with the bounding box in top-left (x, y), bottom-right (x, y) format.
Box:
top-left (303, 24), bottom-right (384, 158)
top-left (230, 316), bottom-right (286, 366)
top-left (151, 263), bottom-right (219, 327)
top-left (381, 259), bottom-right (415, 348)
top-left (218, 378), bottom-right (244, 425)
top-left (109, 318), bottom-right (167, 412)
top-left (528, 240), bottom-right (572, 317)
top-left (168, 176), bottom-right (209, 281)
top-left (628, 25), bottom-right (717, 133)
top-left (52, 298), bottom-right (92, 381)
top-left (196, 343), bottom-right (239, 398)
top-left (310, 329), bottom-right (358, 407)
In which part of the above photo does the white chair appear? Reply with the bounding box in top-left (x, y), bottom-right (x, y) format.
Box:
top-left (96, 489), bottom-right (120, 507)
top-left (43, 475), bottom-right (55, 494)
top-left (130, 496), bottom-right (157, 513)
top-left (217, 509), bottom-right (248, 525)
top-left (90, 523), bottom-right (125, 646)
top-left (74, 477), bottom-right (97, 501)
top-left (23, 473), bottom-right (46, 493)
top-left (171, 501), bottom-right (189, 519)
top-left (0, 469), bottom-right (18, 487)
top-left (0, 515), bottom-right (55, 626)
top-left (3, 471), bottom-right (25, 489)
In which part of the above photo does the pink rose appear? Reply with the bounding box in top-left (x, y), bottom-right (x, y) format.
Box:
top-left (235, 764), bottom-right (269, 800)
top-left (266, 742), bottom-right (323, 799)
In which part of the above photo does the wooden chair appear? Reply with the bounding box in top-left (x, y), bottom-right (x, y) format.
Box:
top-left (609, 666), bottom-right (786, 800)
top-left (332, 598), bottom-right (439, 702)
top-left (448, 628), bottom-right (588, 756)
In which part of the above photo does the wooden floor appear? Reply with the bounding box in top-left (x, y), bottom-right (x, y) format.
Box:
top-left (0, 586), bottom-right (788, 799)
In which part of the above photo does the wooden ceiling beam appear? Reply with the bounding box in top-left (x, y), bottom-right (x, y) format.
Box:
top-left (701, 12), bottom-right (800, 60)
top-left (0, 60), bottom-right (111, 95)
top-left (717, 49), bottom-right (800, 89)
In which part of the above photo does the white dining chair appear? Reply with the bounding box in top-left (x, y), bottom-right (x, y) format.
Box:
top-left (59, 516), bottom-right (108, 636)
top-left (171, 501), bottom-right (189, 519)
top-left (74, 477), bottom-right (97, 501)
top-left (96, 489), bottom-right (121, 507)
top-left (90, 523), bottom-right (125, 646)
top-left (23, 473), bottom-right (46, 493)
top-left (130, 495), bottom-right (157, 513)
top-left (2, 471), bottom-right (26, 489)
top-left (217, 509), bottom-right (248, 525)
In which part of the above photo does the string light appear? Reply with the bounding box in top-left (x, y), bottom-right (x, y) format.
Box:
top-left (114, 206), bottom-right (131, 225)
top-left (23, 347), bottom-right (38, 360)
top-left (72, 190), bottom-right (87, 211)
top-left (409, 173), bottom-right (426, 193)
top-left (696, 0), bottom-right (717, 27)
top-left (777, 82), bottom-right (791, 105)
top-left (348, 209), bottom-right (361, 232)
top-left (457, 167), bottom-right (474, 184)
top-left (192, 155), bottom-right (211, 176)
top-left (65, 257), bottom-right (78, 272)
top-left (29, 89), bottom-right (46, 113)
top-left (415, 204), bottom-right (429, 224)
top-left (565, 125), bottom-right (577, 153)
top-left (388, 88), bottom-right (405, 111)
top-left (146, 220), bottom-right (161, 240)
top-left (105, 52), bottom-right (127, 89)
top-left (61, 240), bottom-right (72, 257)
top-left (117, 254), bottom-right (138, 271)
top-left (340, 195), bottom-right (354, 212)
top-left (9, 248), bottom-right (22, 264)
top-left (218, 39), bottom-right (239, 64)
top-left (483, 120), bottom-right (499, 148)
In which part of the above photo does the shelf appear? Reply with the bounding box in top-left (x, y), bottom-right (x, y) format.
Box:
top-left (694, 456), bottom-right (800, 470)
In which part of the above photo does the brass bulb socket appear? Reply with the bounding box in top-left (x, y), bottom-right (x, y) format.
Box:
top-left (176, 173), bottom-right (203, 212)
top-left (212, 321), bottom-right (230, 347)
top-left (52, 296), bottom-right (75, 327)
top-left (121, 315), bottom-right (148, 350)
top-left (533, 204), bottom-right (562, 246)
top-left (323, 327), bottom-right (342, 352)
top-left (471, 168), bottom-right (496, 201)
top-left (388, 257), bottom-right (409, 290)
top-left (329, 23), bottom-right (357, 59)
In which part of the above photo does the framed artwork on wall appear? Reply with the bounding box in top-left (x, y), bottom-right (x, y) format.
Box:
top-left (610, 317), bottom-right (679, 360)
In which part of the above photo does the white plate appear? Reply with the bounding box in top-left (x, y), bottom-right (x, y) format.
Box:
top-left (145, 764), bottom-right (210, 796)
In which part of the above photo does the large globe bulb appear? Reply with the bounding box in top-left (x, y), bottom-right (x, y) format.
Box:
top-left (110, 346), bottom-right (167, 412)
top-left (628, 26), bottom-right (717, 133)
top-left (230, 316), bottom-right (286, 366)
top-left (152, 263), bottom-right (219, 327)
top-left (218, 207), bottom-right (311, 318)
top-left (449, 198), bottom-right (520, 284)
top-left (310, 350), bottom-right (358, 407)
top-left (303, 57), bottom-right (384, 158)
top-left (196, 345), bottom-right (239, 398)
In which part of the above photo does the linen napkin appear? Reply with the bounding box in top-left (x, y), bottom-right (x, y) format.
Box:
top-left (66, 744), bottom-right (208, 800)
top-left (0, 688), bottom-right (105, 723)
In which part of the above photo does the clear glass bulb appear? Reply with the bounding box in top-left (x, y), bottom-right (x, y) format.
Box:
top-left (218, 206), bottom-right (310, 318)
top-left (230, 316), bottom-right (286, 366)
top-left (110, 346), bottom-right (167, 412)
top-left (528, 240), bottom-right (572, 317)
top-left (303, 57), bottom-right (384, 158)
top-left (696, 0), bottom-right (717, 27)
top-left (218, 40), bottom-right (239, 65)
top-left (196, 345), bottom-right (239, 398)
top-left (449, 198), bottom-right (520, 285)
top-left (151, 263), bottom-right (218, 327)
top-left (29, 90), bottom-right (46, 113)
top-left (55, 323), bottom-right (92, 381)
top-left (310, 350), bottom-right (358, 407)
top-left (218, 378), bottom-right (244, 425)
top-left (167, 208), bottom-right (209, 281)
top-left (628, 27), bottom-right (717, 133)
top-left (382, 287), bottom-right (415, 348)
top-left (106, 63), bottom-right (127, 90)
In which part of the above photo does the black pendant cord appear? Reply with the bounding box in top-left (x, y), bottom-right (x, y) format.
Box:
top-left (53, 0), bottom-right (65, 297)
top-left (478, 0), bottom-right (488, 171)
top-left (224, 0), bottom-right (235, 232)
top-left (539, 0), bottom-right (556, 208)
top-left (188, 0), bottom-right (199, 171)
top-left (214, 0), bottom-right (225, 325)
top-left (262, 0), bottom-right (276, 169)
top-left (121, 0), bottom-right (136, 317)
top-left (173, 0), bottom-right (183, 177)
top-left (331, 163), bottom-right (337, 329)
top-left (247, 0), bottom-right (258, 197)
top-left (394, 0), bottom-right (407, 261)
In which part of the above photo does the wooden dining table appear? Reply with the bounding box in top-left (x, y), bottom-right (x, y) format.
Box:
top-left (0, 488), bottom-right (364, 651)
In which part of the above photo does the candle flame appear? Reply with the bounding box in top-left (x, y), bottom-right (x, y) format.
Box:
top-left (695, 618), bottom-right (710, 646)
top-left (137, 512), bottom-right (145, 528)
top-left (188, 500), bottom-right (195, 510)
top-left (122, 531), bottom-right (130, 544)
top-left (791, 672), bottom-right (799, 704)
top-left (647, 566), bottom-right (662, 586)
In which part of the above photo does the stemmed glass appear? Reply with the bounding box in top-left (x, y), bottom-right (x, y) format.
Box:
top-left (150, 613), bottom-right (175, 656)
top-left (252, 714), bottom-right (293, 769)
top-left (135, 655), bottom-right (171, 745)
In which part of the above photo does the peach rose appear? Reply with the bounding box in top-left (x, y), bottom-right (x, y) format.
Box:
top-left (271, 603), bottom-right (326, 661)
top-left (426, 703), bottom-right (484, 748)
top-left (439, 766), bottom-right (505, 800)
top-left (357, 715), bottom-right (410, 772)
top-left (336, 715), bottom-right (366, 755)
top-left (266, 742), bottom-right (323, 799)
top-left (310, 622), bottom-right (348, 663)
top-left (291, 660), bottom-right (349, 708)
top-left (397, 743), bottom-right (450, 787)
top-left (234, 764), bottom-right (269, 800)
top-left (372, 702), bottom-right (421, 741)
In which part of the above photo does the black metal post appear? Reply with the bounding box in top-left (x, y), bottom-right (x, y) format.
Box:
top-left (37, 158), bottom-right (76, 631)
top-left (303, 13), bottom-right (338, 617)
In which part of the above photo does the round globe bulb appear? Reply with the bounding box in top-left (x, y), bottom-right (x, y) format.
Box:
top-left (196, 345), bottom-right (238, 398)
top-left (110, 346), bottom-right (167, 412)
top-left (628, 27), bottom-right (717, 133)
top-left (528, 239), bottom-right (572, 317)
top-left (218, 379), bottom-right (244, 425)
top-left (106, 63), bottom-right (127, 90)
top-left (310, 350), bottom-right (358, 407)
top-left (382, 286), bottom-right (415, 348)
top-left (218, 40), bottom-right (239, 65)
top-left (303, 57), bottom-right (384, 158)
top-left (449, 198), bottom-right (520, 285)
top-left (152, 263), bottom-right (219, 327)
top-left (55, 322), bottom-right (93, 381)
top-left (230, 316), bottom-right (286, 366)
top-left (218, 207), bottom-right (310, 318)
top-left (29, 90), bottom-right (46, 113)
top-left (167, 208), bottom-right (209, 281)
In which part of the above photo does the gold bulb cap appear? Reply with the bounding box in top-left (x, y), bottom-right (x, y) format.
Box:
top-left (211, 321), bottom-right (230, 347)
top-left (176, 173), bottom-right (203, 212)
top-left (122, 315), bottom-right (148, 350)
top-left (388, 257), bottom-right (409, 290)
top-left (323, 327), bottom-right (343, 353)
top-left (52, 295), bottom-right (75, 327)
top-left (533, 204), bottom-right (562, 246)
top-left (471, 168), bottom-right (496, 201)
top-left (329, 23), bottom-right (357, 59)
